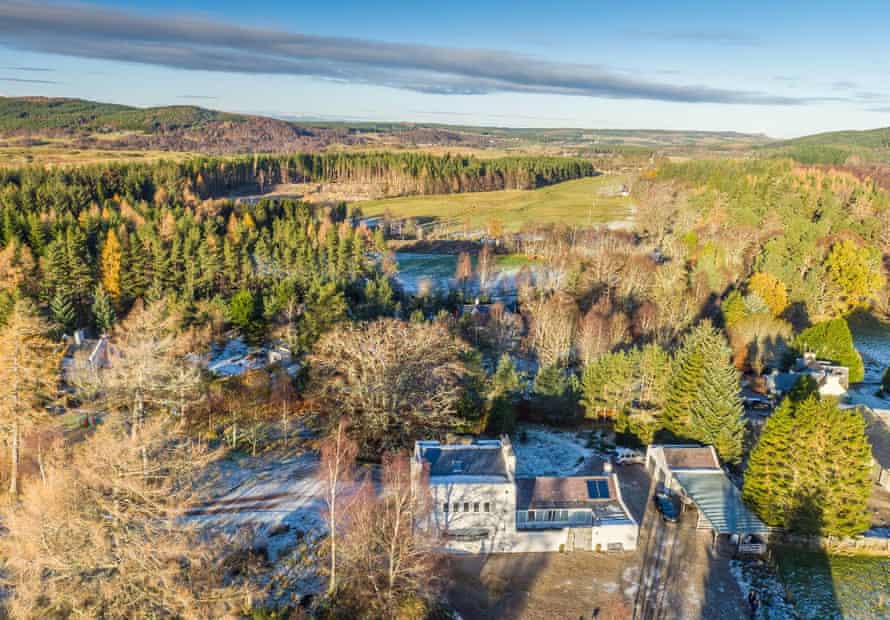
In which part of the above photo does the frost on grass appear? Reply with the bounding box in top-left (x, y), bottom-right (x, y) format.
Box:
top-left (511, 425), bottom-right (600, 477)
top-left (729, 559), bottom-right (795, 620)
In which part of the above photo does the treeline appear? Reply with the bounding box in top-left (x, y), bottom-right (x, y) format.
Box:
top-left (0, 151), bottom-right (595, 216)
top-left (0, 192), bottom-right (395, 350)
top-left (651, 158), bottom-right (889, 324)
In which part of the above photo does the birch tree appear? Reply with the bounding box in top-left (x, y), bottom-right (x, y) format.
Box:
top-left (318, 418), bottom-right (358, 595)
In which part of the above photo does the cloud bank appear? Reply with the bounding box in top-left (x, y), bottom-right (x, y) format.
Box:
top-left (0, 1), bottom-right (818, 106)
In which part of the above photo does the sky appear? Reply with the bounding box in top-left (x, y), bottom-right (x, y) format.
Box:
top-left (0, 0), bottom-right (888, 138)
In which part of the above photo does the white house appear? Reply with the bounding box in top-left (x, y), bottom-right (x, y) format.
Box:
top-left (412, 436), bottom-right (638, 554)
top-left (767, 353), bottom-right (849, 399)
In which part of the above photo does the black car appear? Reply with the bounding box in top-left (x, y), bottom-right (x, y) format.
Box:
top-left (654, 491), bottom-right (680, 523)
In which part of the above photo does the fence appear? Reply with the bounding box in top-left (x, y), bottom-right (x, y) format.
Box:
top-left (770, 531), bottom-right (890, 555)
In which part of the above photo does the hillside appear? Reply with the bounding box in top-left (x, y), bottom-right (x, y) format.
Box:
top-left (767, 126), bottom-right (890, 164)
top-left (0, 97), bottom-right (245, 132)
top-left (0, 96), bottom-right (770, 162)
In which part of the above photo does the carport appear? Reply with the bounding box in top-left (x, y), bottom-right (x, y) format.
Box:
top-left (673, 471), bottom-right (769, 552)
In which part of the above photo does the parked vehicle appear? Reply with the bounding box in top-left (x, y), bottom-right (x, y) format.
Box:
top-left (654, 491), bottom-right (680, 522)
top-left (614, 447), bottom-right (646, 465)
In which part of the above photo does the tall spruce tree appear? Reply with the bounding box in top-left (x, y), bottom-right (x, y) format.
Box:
top-left (688, 334), bottom-right (745, 464)
top-left (744, 395), bottom-right (872, 536)
top-left (743, 399), bottom-right (796, 527)
top-left (664, 321), bottom-right (745, 463)
top-left (49, 290), bottom-right (76, 336)
top-left (92, 284), bottom-right (116, 333)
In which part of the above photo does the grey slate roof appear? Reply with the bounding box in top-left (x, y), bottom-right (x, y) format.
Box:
top-left (674, 471), bottom-right (769, 535)
top-left (420, 445), bottom-right (508, 478)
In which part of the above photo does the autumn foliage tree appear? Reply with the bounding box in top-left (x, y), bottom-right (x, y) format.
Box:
top-left (0, 298), bottom-right (56, 495)
top-left (0, 417), bottom-right (254, 618)
top-left (747, 272), bottom-right (788, 317)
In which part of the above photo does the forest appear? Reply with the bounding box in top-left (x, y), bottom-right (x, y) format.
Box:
top-left (0, 150), bottom-right (888, 618)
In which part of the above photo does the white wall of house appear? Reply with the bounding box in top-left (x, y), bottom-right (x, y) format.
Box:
top-left (591, 522), bottom-right (638, 551)
top-left (429, 479), bottom-right (517, 553)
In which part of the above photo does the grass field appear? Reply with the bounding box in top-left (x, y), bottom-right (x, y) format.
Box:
top-left (0, 142), bottom-right (195, 167)
top-left (776, 549), bottom-right (890, 619)
top-left (355, 175), bottom-right (633, 231)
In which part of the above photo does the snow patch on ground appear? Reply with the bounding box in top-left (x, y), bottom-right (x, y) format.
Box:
top-left (511, 425), bottom-right (599, 477)
top-left (730, 559), bottom-right (795, 620)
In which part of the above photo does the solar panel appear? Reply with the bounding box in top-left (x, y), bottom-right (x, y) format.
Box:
top-left (587, 479), bottom-right (610, 499)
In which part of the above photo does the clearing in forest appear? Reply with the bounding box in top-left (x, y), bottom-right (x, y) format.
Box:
top-left (355, 175), bottom-right (633, 231)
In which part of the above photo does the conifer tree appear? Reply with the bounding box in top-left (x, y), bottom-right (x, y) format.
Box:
top-left (91, 284), bottom-right (116, 333)
top-left (490, 354), bottom-right (522, 401)
top-left (743, 399), bottom-right (796, 527)
top-left (99, 228), bottom-right (122, 303)
top-left (721, 289), bottom-right (747, 329)
top-left (664, 321), bottom-right (744, 463)
top-left (744, 395), bottom-right (872, 536)
top-left (663, 323), bottom-right (713, 433)
top-left (50, 290), bottom-right (75, 336)
top-left (795, 318), bottom-right (864, 382)
top-left (0, 299), bottom-right (55, 495)
top-left (688, 334), bottom-right (745, 464)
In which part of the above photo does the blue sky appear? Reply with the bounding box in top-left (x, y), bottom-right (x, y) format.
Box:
top-left (0, 0), bottom-right (888, 137)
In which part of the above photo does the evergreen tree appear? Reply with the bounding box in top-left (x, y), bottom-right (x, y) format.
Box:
top-left (721, 289), bottom-right (747, 329)
top-left (688, 334), bottom-right (745, 464)
top-left (663, 323), bottom-right (714, 434)
top-left (743, 399), bottom-right (796, 527)
top-left (49, 290), bottom-right (75, 335)
top-left (664, 321), bottom-right (744, 463)
top-left (795, 318), bottom-right (865, 382)
top-left (91, 284), bottom-right (116, 333)
top-left (291, 283), bottom-right (347, 353)
top-left (228, 288), bottom-right (265, 345)
top-left (744, 395), bottom-right (872, 536)
top-left (581, 351), bottom-right (635, 419)
top-left (490, 354), bottom-right (522, 401)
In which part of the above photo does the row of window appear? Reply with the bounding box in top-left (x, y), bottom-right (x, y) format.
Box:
top-left (517, 509), bottom-right (571, 523)
top-left (443, 501), bottom-right (491, 513)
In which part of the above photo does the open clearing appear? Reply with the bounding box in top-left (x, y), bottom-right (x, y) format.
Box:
top-left (355, 175), bottom-right (634, 230)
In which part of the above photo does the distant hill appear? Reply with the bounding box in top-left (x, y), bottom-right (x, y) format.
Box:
top-left (0, 96), bottom-right (770, 158)
top-left (768, 126), bottom-right (890, 164)
top-left (0, 96), bottom-right (246, 132)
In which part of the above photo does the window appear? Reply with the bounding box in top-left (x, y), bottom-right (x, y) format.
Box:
top-left (463, 502), bottom-right (470, 513)
top-left (527, 510), bottom-right (536, 522)
top-left (453, 503), bottom-right (460, 513)
top-left (484, 502), bottom-right (491, 513)
top-left (443, 503), bottom-right (449, 513)
top-left (473, 502), bottom-right (479, 513)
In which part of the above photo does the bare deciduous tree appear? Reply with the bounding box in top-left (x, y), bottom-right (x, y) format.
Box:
top-left (308, 319), bottom-right (469, 451)
top-left (524, 291), bottom-right (578, 367)
top-left (336, 452), bottom-right (440, 618)
top-left (71, 299), bottom-right (202, 440)
top-left (318, 418), bottom-right (358, 595)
